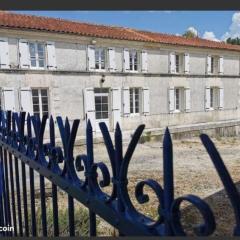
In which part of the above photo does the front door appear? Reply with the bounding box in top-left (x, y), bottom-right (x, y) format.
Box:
top-left (94, 88), bottom-right (110, 132)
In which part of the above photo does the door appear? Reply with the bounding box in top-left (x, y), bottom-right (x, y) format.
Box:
top-left (94, 88), bottom-right (110, 132)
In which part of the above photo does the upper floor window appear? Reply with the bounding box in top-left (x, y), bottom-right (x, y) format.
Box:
top-left (32, 88), bottom-right (49, 118)
top-left (169, 52), bottom-right (186, 74)
top-left (19, 40), bottom-right (56, 70)
top-left (29, 42), bottom-right (46, 69)
top-left (124, 49), bottom-right (141, 72)
top-left (95, 48), bottom-right (106, 70)
top-left (130, 88), bottom-right (141, 114)
top-left (175, 54), bottom-right (180, 73)
top-left (210, 56), bottom-right (214, 74)
top-left (207, 55), bottom-right (223, 75)
top-left (129, 50), bottom-right (138, 71)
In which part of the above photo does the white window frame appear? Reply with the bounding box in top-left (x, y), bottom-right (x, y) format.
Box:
top-left (174, 87), bottom-right (184, 113)
top-left (209, 87), bottom-right (219, 110)
top-left (29, 42), bottom-right (46, 70)
top-left (32, 88), bottom-right (49, 119)
top-left (129, 87), bottom-right (141, 116)
top-left (129, 50), bottom-right (139, 72)
top-left (175, 54), bottom-right (180, 73)
top-left (94, 88), bottom-right (110, 120)
top-left (94, 47), bottom-right (106, 72)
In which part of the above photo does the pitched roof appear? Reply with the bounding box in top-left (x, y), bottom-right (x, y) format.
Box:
top-left (0, 11), bottom-right (239, 52)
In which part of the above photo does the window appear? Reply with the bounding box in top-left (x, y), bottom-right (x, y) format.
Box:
top-left (129, 50), bottom-right (138, 71)
top-left (210, 56), bottom-right (214, 74)
top-left (210, 87), bottom-right (219, 109)
top-left (94, 88), bottom-right (109, 120)
top-left (130, 88), bottom-right (141, 114)
top-left (32, 89), bottom-right (49, 118)
top-left (29, 42), bottom-right (46, 69)
top-left (95, 48), bottom-right (106, 70)
top-left (174, 87), bottom-right (184, 112)
top-left (175, 54), bottom-right (180, 73)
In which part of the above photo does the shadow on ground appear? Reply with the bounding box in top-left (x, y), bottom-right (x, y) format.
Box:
top-left (181, 181), bottom-right (240, 236)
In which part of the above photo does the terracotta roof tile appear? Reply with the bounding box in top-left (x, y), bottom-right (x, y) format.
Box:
top-left (0, 11), bottom-right (240, 52)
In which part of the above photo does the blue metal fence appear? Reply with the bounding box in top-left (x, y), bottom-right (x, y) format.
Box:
top-left (0, 110), bottom-right (239, 236)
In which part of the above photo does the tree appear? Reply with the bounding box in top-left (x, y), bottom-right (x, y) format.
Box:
top-left (182, 30), bottom-right (197, 39)
top-left (226, 37), bottom-right (240, 45)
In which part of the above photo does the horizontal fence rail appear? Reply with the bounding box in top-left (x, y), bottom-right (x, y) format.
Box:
top-left (0, 110), bottom-right (239, 236)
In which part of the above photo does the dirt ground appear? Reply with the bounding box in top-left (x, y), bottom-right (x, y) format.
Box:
top-left (72, 135), bottom-right (240, 236)
top-left (30, 135), bottom-right (240, 236)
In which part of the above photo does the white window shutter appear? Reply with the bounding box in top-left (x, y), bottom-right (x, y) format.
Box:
top-left (184, 53), bottom-right (190, 74)
top-left (142, 87), bottom-right (150, 115)
top-left (219, 87), bottom-right (224, 109)
top-left (84, 88), bottom-right (96, 131)
top-left (2, 88), bottom-right (15, 111)
top-left (122, 87), bottom-right (130, 116)
top-left (19, 39), bottom-right (30, 69)
top-left (185, 88), bottom-right (191, 112)
top-left (169, 87), bottom-right (175, 112)
top-left (219, 56), bottom-right (224, 74)
top-left (123, 49), bottom-right (130, 72)
top-left (205, 87), bottom-right (210, 110)
top-left (20, 88), bottom-right (33, 114)
top-left (0, 38), bottom-right (9, 69)
top-left (46, 41), bottom-right (57, 70)
top-left (108, 47), bottom-right (116, 71)
top-left (111, 87), bottom-right (121, 129)
top-left (169, 52), bottom-right (176, 73)
top-left (206, 55), bottom-right (211, 74)
top-left (87, 45), bottom-right (95, 71)
top-left (141, 50), bottom-right (148, 73)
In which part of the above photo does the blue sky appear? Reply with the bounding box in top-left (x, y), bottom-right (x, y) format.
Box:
top-left (16, 11), bottom-right (240, 41)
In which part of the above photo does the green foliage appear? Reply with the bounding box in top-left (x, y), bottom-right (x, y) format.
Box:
top-left (182, 30), bottom-right (197, 39)
top-left (226, 37), bottom-right (240, 45)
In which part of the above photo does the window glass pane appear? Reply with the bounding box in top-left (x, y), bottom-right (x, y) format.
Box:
top-left (29, 43), bottom-right (36, 57)
top-left (38, 59), bottom-right (45, 68)
top-left (37, 43), bottom-right (45, 56)
top-left (42, 104), bottom-right (48, 112)
top-left (33, 105), bottom-right (40, 112)
top-left (41, 89), bottom-right (48, 96)
top-left (134, 52), bottom-right (138, 71)
top-left (31, 59), bottom-right (37, 67)
top-left (32, 89), bottom-right (39, 96)
top-left (102, 96), bottom-right (108, 104)
top-left (102, 112), bottom-right (108, 119)
top-left (32, 97), bottom-right (39, 105)
top-left (102, 103), bottom-right (108, 111)
top-left (96, 112), bottom-right (101, 119)
top-left (95, 104), bottom-right (101, 112)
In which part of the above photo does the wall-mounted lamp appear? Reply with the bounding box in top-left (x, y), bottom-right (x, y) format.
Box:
top-left (100, 74), bottom-right (105, 86)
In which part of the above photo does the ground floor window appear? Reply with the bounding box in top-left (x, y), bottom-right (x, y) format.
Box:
top-left (130, 88), bottom-right (141, 114)
top-left (210, 87), bottom-right (220, 110)
top-left (94, 88), bottom-right (109, 120)
top-left (32, 88), bottom-right (49, 118)
top-left (174, 87), bottom-right (184, 112)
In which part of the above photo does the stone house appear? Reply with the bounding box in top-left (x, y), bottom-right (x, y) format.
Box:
top-left (0, 12), bottom-right (239, 137)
